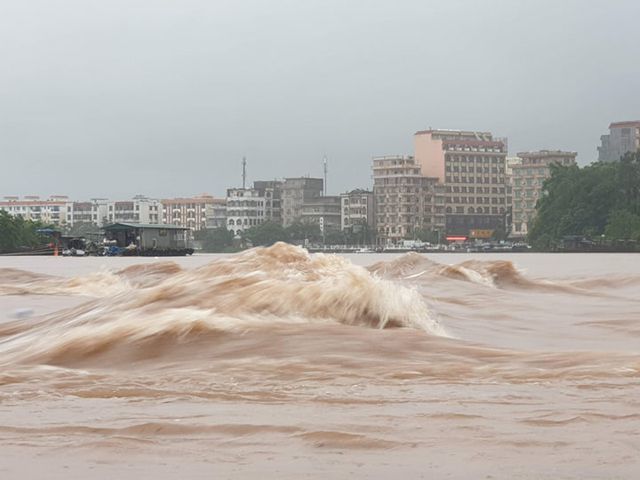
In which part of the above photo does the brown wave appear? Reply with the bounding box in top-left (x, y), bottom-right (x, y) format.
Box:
top-left (368, 252), bottom-right (613, 293)
top-left (0, 243), bottom-right (445, 366)
top-left (0, 268), bottom-right (52, 284)
top-left (369, 253), bottom-right (537, 288)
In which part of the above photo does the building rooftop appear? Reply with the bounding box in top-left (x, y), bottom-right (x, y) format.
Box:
top-left (415, 129), bottom-right (493, 139)
top-left (161, 195), bottom-right (217, 204)
top-left (103, 223), bottom-right (189, 231)
top-left (517, 150), bottom-right (577, 157)
top-left (341, 188), bottom-right (372, 195)
top-left (609, 121), bottom-right (640, 128)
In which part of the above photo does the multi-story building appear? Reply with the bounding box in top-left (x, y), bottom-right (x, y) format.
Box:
top-left (598, 121), bottom-right (640, 162)
top-left (161, 194), bottom-right (221, 231)
top-left (300, 196), bottom-right (342, 232)
top-left (0, 195), bottom-right (162, 228)
top-left (225, 187), bottom-right (269, 235)
top-left (414, 129), bottom-right (510, 237)
top-left (107, 195), bottom-right (162, 225)
top-left (210, 198), bottom-right (227, 229)
top-left (340, 189), bottom-right (374, 232)
top-left (70, 198), bottom-right (110, 227)
top-left (0, 195), bottom-right (73, 227)
top-left (510, 150), bottom-right (577, 237)
top-left (224, 180), bottom-right (284, 234)
top-left (506, 156), bottom-right (523, 176)
top-left (253, 180), bottom-right (283, 224)
top-left (372, 155), bottom-right (445, 245)
top-left (281, 177), bottom-right (323, 226)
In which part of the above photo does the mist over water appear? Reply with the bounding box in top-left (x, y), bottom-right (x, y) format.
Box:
top-left (1, 246), bottom-right (639, 478)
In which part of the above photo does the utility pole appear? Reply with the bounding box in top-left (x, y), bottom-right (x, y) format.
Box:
top-left (323, 156), bottom-right (328, 196)
top-left (242, 156), bottom-right (247, 189)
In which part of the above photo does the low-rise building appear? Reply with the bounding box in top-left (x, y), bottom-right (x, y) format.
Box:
top-left (510, 150), bottom-right (577, 237)
top-left (103, 223), bottom-right (191, 253)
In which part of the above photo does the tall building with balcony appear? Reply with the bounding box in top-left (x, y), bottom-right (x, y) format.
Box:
top-left (162, 194), bottom-right (220, 231)
top-left (340, 189), bottom-right (374, 232)
top-left (598, 121), bottom-right (640, 162)
top-left (0, 195), bottom-right (73, 227)
top-left (372, 155), bottom-right (445, 245)
top-left (510, 150), bottom-right (577, 237)
top-left (281, 177), bottom-right (323, 226)
top-left (414, 129), bottom-right (510, 237)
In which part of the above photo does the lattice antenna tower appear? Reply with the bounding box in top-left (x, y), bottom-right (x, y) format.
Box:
top-left (242, 156), bottom-right (247, 189)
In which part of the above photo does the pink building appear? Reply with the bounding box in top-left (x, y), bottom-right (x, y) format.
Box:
top-left (414, 129), bottom-right (510, 238)
top-left (162, 194), bottom-right (223, 231)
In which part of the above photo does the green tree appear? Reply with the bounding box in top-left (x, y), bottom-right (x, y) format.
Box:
top-left (323, 228), bottom-right (346, 245)
top-left (528, 162), bottom-right (619, 249)
top-left (243, 221), bottom-right (288, 246)
top-left (605, 209), bottom-right (640, 241)
top-left (194, 227), bottom-right (235, 253)
top-left (617, 151), bottom-right (640, 214)
top-left (414, 227), bottom-right (440, 244)
top-left (528, 150), bottom-right (640, 250)
top-left (342, 222), bottom-right (374, 245)
top-left (285, 221), bottom-right (321, 244)
top-left (0, 211), bottom-right (49, 253)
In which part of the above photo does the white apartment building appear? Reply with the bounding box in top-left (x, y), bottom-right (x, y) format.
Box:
top-left (70, 198), bottom-right (110, 227)
top-left (225, 188), bottom-right (269, 235)
top-left (107, 195), bottom-right (162, 225)
top-left (0, 195), bottom-right (73, 227)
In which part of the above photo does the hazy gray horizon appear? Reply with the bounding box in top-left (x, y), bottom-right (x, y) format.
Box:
top-left (1, 0), bottom-right (639, 200)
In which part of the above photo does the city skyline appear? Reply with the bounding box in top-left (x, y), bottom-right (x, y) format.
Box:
top-left (1, 0), bottom-right (640, 198)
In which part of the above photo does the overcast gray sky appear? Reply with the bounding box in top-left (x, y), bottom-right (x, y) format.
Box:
top-left (1, 0), bottom-right (639, 199)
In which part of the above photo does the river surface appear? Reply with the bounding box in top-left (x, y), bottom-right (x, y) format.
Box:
top-left (0, 245), bottom-right (639, 479)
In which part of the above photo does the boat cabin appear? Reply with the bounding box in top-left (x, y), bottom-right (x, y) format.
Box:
top-left (102, 223), bottom-right (192, 255)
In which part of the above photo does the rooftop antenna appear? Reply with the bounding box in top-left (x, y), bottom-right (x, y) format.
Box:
top-left (242, 156), bottom-right (247, 189)
top-left (323, 156), bottom-right (328, 196)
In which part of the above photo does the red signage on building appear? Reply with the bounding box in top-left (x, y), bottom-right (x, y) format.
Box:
top-left (446, 236), bottom-right (467, 242)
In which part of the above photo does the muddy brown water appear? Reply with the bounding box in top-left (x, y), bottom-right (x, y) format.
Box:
top-left (1, 245), bottom-right (639, 479)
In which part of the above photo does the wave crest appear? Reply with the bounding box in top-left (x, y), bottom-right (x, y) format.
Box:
top-left (368, 252), bottom-right (530, 288)
top-left (0, 243), bottom-right (445, 365)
